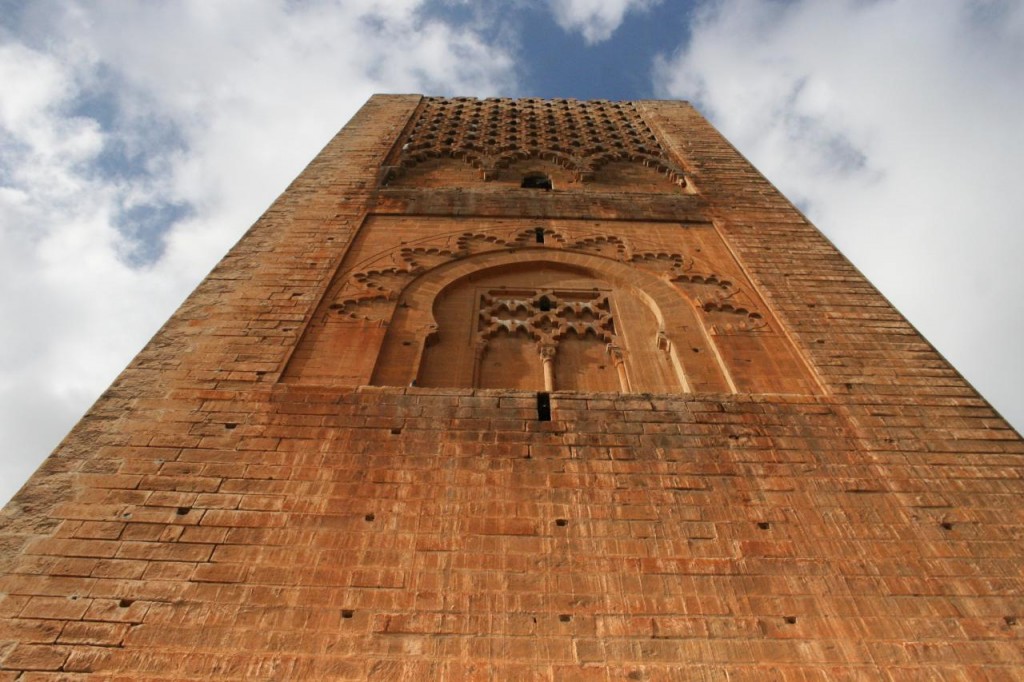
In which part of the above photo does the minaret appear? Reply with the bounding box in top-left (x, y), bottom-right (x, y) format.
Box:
top-left (1, 96), bottom-right (1021, 678)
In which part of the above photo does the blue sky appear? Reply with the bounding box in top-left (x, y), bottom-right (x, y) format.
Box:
top-left (1, 0), bottom-right (1022, 503)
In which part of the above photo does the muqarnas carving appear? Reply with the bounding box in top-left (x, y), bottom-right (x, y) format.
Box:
top-left (383, 97), bottom-right (689, 188)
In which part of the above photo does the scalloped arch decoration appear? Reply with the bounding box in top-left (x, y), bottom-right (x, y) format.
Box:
top-left (384, 97), bottom-right (690, 187)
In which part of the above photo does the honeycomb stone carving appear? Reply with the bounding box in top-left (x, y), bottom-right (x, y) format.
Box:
top-left (387, 97), bottom-right (687, 185)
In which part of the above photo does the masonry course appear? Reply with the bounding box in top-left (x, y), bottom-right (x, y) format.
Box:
top-left (0, 95), bottom-right (1021, 678)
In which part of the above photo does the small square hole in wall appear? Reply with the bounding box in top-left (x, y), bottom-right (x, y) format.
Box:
top-left (783, 616), bottom-right (797, 625)
top-left (757, 522), bottom-right (770, 530)
top-left (555, 518), bottom-right (568, 527)
top-left (364, 513), bottom-right (375, 522)
top-left (558, 614), bottom-right (572, 623)
top-left (342, 609), bottom-right (354, 619)
top-left (536, 392), bottom-right (551, 421)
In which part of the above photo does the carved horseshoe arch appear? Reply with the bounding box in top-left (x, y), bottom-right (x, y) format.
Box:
top-left (369, 249), bottom-right (735, 393)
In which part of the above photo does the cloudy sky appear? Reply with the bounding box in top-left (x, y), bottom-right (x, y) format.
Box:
top-left (1, 0), bottom-right (1022, 503)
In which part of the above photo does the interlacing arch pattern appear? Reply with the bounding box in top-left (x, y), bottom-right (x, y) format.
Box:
top-left (474, 288), bottom-right (624, 392)
top-left (384, 97), bottom-right (688, 186)
top-left (325, 227), bottom-right (766, 334)
top-left (477, 289), bottom-right (616, 347)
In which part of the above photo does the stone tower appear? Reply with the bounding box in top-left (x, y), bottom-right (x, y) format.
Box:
top-left (1, 95), bottom-right (1021, 678)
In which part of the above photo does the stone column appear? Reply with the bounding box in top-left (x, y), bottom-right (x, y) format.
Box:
top-left (472, 339), bottom-right (487, 388)
top-left (608, 344), bottom-right (631, 393)
top-left (539, 344), bottom-right (557, 392)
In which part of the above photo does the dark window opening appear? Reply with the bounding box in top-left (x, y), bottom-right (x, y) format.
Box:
top-left (538, 296), bottom-right (552, 312)
top-left (534, 227), bottom-right (545, 244)
top-left (536, 392), bottom-right (551, 421)
top-left (522, 173), bottom-right (553, 190)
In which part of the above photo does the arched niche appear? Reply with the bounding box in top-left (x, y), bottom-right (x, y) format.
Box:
top-left (369, 249), bottom-right (734, 394)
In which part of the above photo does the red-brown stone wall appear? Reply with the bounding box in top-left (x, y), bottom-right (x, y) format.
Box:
top-left (0, 95), bottom-right (1021, 679)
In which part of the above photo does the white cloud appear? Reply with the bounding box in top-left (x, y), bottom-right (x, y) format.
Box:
top-left (0, 0), bottom-right (517, 503)
top-left (655, 0), bottom-right (1024, 431)
top-left (548, 0), bottom-right (661, 44)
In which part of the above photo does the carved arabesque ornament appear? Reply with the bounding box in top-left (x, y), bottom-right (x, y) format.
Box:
top-left (477, 289), bottom-right (616, 347)
top-left (325, 226), bottom-right (767, 335)
top-left (383, 97), bottom-right (688, 186)
top-left (474, 288), bottom-right (623, 392)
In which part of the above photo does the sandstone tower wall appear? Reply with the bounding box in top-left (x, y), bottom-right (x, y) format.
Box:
top-left (1, 95), bottom-right (1021, 679)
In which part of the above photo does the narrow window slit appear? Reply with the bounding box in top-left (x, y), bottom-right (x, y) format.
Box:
top-left (536, 392), bottom-right (551, 422)
top-left (534, 228), bottom-right (545, 244)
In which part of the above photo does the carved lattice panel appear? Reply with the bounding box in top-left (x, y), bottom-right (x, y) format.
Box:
top-left (387, 97), bottom-right (688, 185)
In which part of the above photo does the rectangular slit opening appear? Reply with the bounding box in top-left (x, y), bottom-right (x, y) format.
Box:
top-left (536, 392), bottom-right (551, 421)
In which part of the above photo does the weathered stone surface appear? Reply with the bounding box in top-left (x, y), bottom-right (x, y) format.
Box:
top-left (0, 95), bottom-right (1021, 678)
